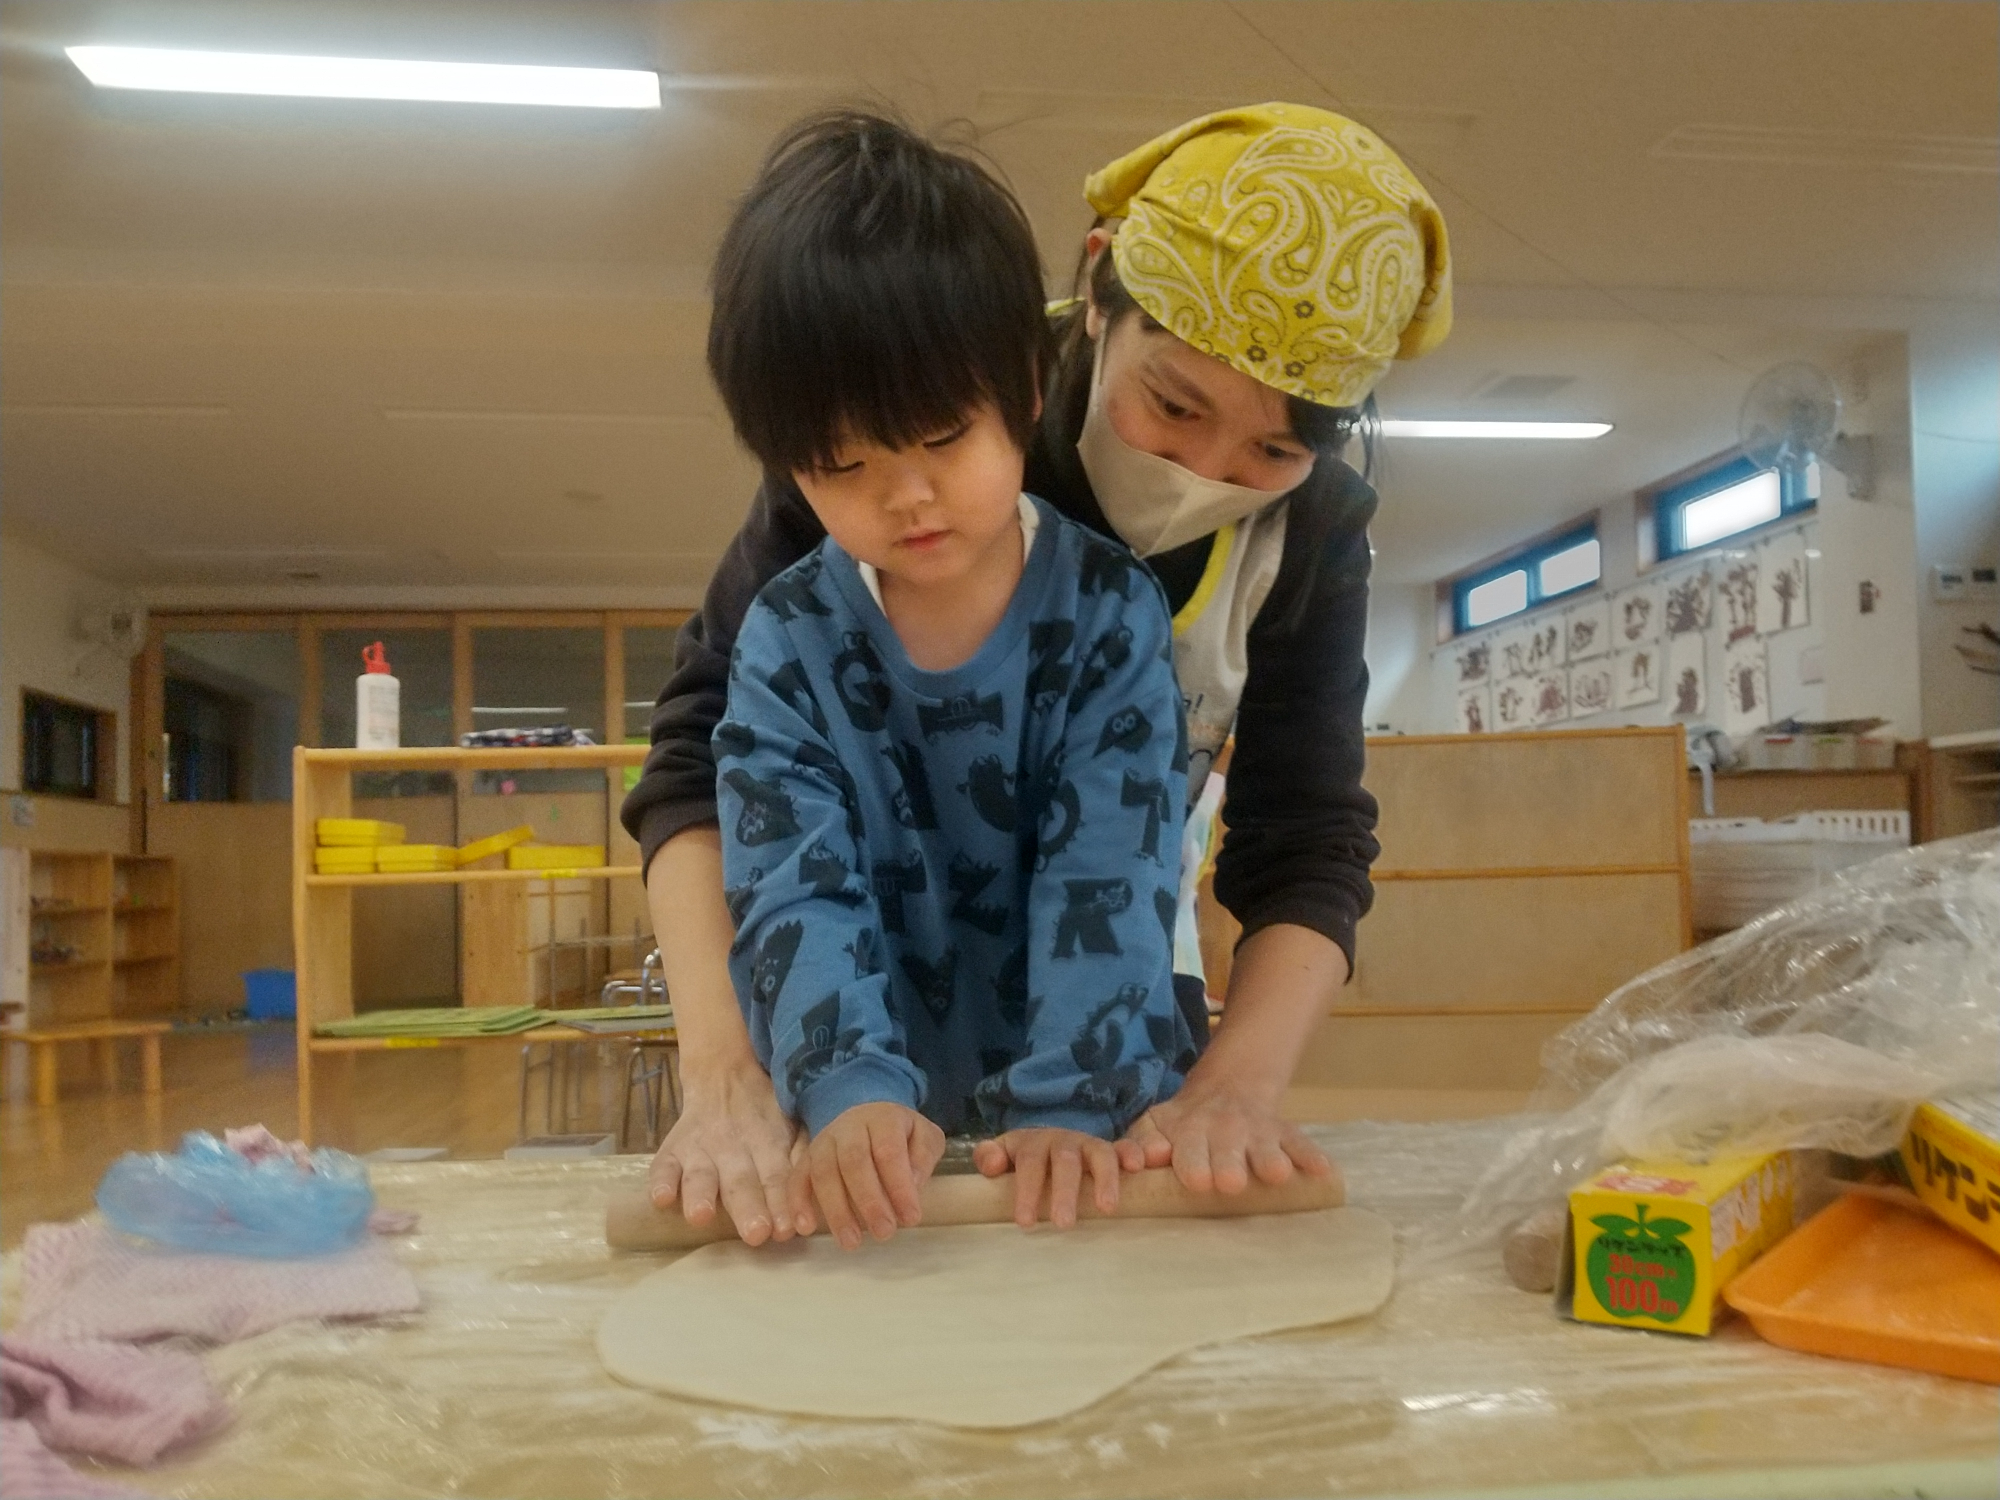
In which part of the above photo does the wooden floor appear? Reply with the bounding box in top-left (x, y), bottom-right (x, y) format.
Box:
top-left (1, 1029), bottom-right (1529, 1251)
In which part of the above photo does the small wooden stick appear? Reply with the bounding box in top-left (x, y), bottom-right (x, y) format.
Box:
top-left (606, 1163), bottom-right (1346, 1252)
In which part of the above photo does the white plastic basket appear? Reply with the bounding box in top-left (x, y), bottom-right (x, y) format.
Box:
top-left (1689, 810), bottom-right (1909, 846)
top-left (1688, 810), bottom-right (1909, 930)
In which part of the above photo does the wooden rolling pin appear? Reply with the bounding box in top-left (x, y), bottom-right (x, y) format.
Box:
top-left (606, 1163), bottom-right (1345, 1251)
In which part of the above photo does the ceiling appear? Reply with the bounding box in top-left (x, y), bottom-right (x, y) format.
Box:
top-left (2, 1), bottom-right (1994, 601)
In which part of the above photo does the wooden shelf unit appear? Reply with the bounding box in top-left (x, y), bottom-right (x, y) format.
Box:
top-left (1903, 729), bottom-right (2000, 844)
top-left (6, 851), bottom-right (181, 1029)
top-left (291, 743), bottom-right (651, 1144)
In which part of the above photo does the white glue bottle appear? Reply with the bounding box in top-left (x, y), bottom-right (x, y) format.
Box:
top-left (355, 641), bottom-right (400, 749)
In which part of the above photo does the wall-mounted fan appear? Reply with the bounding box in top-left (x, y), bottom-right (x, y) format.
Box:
top-left (1739, 362), bottom-right (1876, 500)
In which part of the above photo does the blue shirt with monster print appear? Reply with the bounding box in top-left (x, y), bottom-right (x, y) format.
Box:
top-left (716, 493), bottom-right (1194, 1140)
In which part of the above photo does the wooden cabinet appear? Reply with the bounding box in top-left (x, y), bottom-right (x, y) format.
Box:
top-left (1903, 730), bottom-right (2000, 844)
top-left (1285, 727), bottom-right (1691, 1105)
top-left (2, 850), bottom-right (180, 1029)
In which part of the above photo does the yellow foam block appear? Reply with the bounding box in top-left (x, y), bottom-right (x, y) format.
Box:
top-left (316, 818), bottom-right (406, 847)
top-left (314, 847), bottom-right (377, 873)
top-left (374, 844), bottom-right (460, 871)
top-left (457, 824), bottom-right (536, 867)
top-left (506, 844), bottom-right (606, 871)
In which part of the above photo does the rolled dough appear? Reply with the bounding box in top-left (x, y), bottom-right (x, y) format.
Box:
top-left (597, 1206), bottom-right (1394, 1428)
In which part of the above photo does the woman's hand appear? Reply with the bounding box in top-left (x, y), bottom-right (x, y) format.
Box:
top-left (1122, 923), bottom-right (1346, 1194)
top-left (973, 1129), bottom-right (1128, 1228)
top-left (647, 1055), bottom-right (802, 1246)
top-left (1122, 1074), bottom-right (1331, 1194)
top-left (790, 1102), bottom-right (945, 1251)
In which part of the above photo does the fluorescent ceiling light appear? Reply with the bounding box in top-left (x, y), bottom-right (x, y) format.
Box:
top-left (1380, 420), bottom-right (1612, 440)
top-left (1681, 470), bottom-right (1782, 549)
top-left (66, 46), bottom-right (660, 109)
top-left (472, 706), bottom-right (572, 715)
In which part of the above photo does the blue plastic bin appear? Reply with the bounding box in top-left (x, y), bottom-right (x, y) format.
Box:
top-left (242, 968), bottom-right (297, 1021)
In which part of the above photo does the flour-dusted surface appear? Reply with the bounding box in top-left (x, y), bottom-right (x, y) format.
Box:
top-left (598, 1209), bottom-right (1393, 1427)
top-left (2, 1123), bottom-right (1993, 1499)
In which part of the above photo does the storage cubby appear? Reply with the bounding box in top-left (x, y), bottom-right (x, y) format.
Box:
top-left (7, 852), bottom-right (179, 1028)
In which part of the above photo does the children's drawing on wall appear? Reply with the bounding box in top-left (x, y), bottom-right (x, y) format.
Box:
top-left (1454, 639), bottom-right (1491, 686)
top-left (1494, 679), bottom-right (1529, 731)
top-left (1524, 619), bottom-right (1564, 674)
top-left (1564, 598), bottom-right (1612, 662)
top-left (1759, 531), bottom-right (1811, 632)
top-left (1568, 661), bottom-right (1614, 718)
top-left (1456, 684), bottom-right (1491, 734)
top-left (1721, 635), bottom-right (1770, 736)
top-left (1665, 567), bottom-right (1712, 635)
top-left (1529, 670), bottom-right (1569, 727)
top-left (1617, 581), bottom-right (1663, 644)
top-left (1615, 645), bottom-right (1661, 708)
top-left (1719, 557), bottom-right (1759, 644)
top-left (1667, 631), bottom-right (1706, 717)
top-left (1495, 621), bottom-right (1533, 680)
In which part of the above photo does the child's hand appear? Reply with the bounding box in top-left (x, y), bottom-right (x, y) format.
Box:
top-left (790, 1102), bottom-right (945, 1250)
top-left (972, 1129), bottom-right (1125, 1229)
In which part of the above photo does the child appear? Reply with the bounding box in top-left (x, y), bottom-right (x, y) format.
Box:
top-left (707, 112), bottom-right (1195, 1249)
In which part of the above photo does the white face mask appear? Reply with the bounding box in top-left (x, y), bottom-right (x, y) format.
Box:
top-left (1075, 335), bottom-right (1295, 557)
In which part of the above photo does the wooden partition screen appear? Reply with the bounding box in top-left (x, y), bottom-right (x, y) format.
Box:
top-left (1289, 726), bottom-right (1692, 1105)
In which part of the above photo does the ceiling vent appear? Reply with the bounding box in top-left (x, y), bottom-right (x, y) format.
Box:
top-left (1473, 374), bottom-right (1577, 404)
top-left (1653, 124), bottom-right (1998, 175)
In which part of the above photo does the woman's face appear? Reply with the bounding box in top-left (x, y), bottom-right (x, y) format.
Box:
top-left (1084, 233), bottom-right (1317, 494)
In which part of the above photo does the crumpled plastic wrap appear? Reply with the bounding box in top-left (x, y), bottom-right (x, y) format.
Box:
top-left (4, 1128), bottom-right (1993, 1499)
top-left (1455, 829), bottom-right (2000, 1248)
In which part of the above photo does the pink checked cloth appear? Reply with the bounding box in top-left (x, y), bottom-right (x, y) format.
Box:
top-left (17, 1221), bottom-right (420, 1345)
top-left (2, 1334), bottom-right (227, 1498)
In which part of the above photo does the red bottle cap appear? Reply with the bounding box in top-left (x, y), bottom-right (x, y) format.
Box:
top-left (362, 642), bottom-right (392, 675)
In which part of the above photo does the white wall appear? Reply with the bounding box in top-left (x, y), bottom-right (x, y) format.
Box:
top-left (1393, 328), bottom-right (1974, 742)
top-left (1909, 313), bottom-right (2000, 737)
top-left (0, 534), bottom-right (134, 800)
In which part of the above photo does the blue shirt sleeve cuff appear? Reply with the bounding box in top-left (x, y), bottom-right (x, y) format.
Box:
top-left (796, 1056), bottom-right (924, 1138)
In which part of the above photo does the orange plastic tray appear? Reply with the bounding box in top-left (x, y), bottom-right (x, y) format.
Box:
top-left (1724, 1192), bottom-right (2000, 1384)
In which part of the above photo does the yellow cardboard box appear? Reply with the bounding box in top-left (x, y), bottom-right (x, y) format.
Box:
top-left (1563, 1153), bottom-right (1800, 1336)
top-left (1902, 1094), bottom-right (2000, 1257)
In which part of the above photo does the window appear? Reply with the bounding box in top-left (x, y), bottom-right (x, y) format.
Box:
top-left (22, 692), bottom-right (111, 799)
top-left (1451, 522), bottom-right (1602, 635)
top-left (162, 630), bottom-right (299, 802)
top-left (1655, 456), bottom-right (1815, 560)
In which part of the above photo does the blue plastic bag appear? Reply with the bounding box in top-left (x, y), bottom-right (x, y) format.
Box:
top-left (96, 1131), bottom-right (375, 1258)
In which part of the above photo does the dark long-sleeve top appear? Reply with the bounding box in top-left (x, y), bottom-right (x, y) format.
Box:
top-left (718, 497), bottom-right (1193, 1138)
top-left (623, 353), bottom-right (1381, 969)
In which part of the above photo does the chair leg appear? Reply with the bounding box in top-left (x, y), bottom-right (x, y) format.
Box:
top-left (35, 1045), bottom-right (59, 1108)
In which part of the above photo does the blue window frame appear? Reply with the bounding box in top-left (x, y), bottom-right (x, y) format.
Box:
top-left (1451, 522), bottom-right (1601, 635)
top-left (1654, 455), bottom-right (1815, 561)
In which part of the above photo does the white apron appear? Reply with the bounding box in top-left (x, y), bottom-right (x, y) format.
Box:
top-left (1167, 500), bottom-right (1290, 990)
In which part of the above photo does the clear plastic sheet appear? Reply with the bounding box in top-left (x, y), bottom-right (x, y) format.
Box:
top-left (4, 1124), bottom-right (1993, 1500)
top-left (1453, 830), bottom-right (2000, 1249)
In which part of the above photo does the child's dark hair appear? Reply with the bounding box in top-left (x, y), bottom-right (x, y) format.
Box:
top-left (708, 110), bottom-right (1049, 475)
top-left (1055, 233), bottom-right (1378, 478)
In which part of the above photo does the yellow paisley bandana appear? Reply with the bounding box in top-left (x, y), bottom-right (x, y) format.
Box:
top-left (1085, 102), bottom-right (1453, 408)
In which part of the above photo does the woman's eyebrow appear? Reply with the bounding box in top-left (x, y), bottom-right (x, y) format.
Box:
top-left (1147, 358), bottom-right (1216, 415)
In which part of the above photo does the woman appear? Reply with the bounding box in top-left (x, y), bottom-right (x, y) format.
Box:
top-left (622, 103), bottom-right (1452, 1244)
